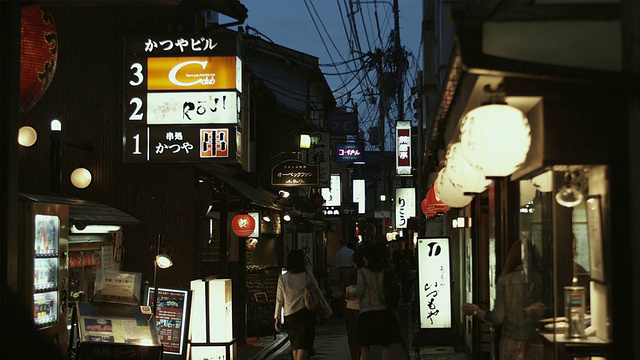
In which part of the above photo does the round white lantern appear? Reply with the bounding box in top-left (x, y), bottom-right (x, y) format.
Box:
top-left (71, 168), bottom-right (92, 189)
top-left (436, 168), bottom-right (473, 208)
top-left (519, 180), bottom-right (537, 207)
top-left (459, 104), bottom-right (531, 177)
top-left (531, 171), bottom-right (553, 193)
top-left (445, 142), bottom-right (491, 194)
top-left (18, 126), bottom-right (38, 147)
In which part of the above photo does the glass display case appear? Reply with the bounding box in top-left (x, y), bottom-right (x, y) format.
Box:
top-left (519, 166), bottom-right (611, 358)
top-left (69, 302), bottom-right (162, 360)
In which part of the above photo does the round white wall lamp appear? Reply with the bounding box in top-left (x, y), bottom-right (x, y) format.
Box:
top-left (71, 167), bottom-right (92, 189)
top-left (18, 126), bottom-right (38, 147)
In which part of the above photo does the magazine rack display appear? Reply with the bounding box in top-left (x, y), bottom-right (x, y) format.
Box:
top-left (69, 302), bottom-right (162, 360)
top-left (68, 270), bottom-right (162, 359)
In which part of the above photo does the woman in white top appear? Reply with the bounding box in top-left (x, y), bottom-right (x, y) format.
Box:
top-left (274, 249), bottom-right (318, 360)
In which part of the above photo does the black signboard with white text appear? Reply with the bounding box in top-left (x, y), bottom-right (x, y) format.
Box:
top-left (271, 159), bottom-right (319, 186)
top-left (123, 33), bottom-right (243, 164)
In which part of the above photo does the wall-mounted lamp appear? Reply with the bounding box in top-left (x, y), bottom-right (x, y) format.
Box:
top-left (452, 216), bottom-right (472, 229)
top-left (70, 167), bottom-right (92, 189)
top-left (283, 213), bottom-right (291, 222)
top-left (380, 194), bottom-right (386, 202)
top-left (278, 190), bottom-right (290, 198)
top-left (556, 170), bottom-right (585, 208)
top-left (149, 234), bottom-right (173, 324)
top-left (262, 214), bottom-right (271, 222)
top-left (247, 238), bottom-right (259, 251)
top-left (18, 126), bottom-right (37, 147)
top-left (299, 133), bottom-right (320, 150)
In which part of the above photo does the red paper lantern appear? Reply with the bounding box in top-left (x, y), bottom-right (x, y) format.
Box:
top-left (231, 214), bottom-right (256, 238)
top-left (421, 187), bottom-right (450, 218)
top-left (20, 4), bottom-right (58, 114)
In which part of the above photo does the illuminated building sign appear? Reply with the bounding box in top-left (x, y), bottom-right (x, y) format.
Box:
top-left (123, 34), bottom-right (242, 164)
top-left (418, 237), bottom-right (452, 329)
top-left (396, 120), bottom-right (411, 175)
top-left (353, 179), bottom-right (365, 214)
top-left (395, 187), bottom-right (416, 229)
top-left (271, 159), bottom-right (319, 186)
top-left (321, 174), bottom-right (341, 206)
top-left (334, 142), bottom-right (364, 163)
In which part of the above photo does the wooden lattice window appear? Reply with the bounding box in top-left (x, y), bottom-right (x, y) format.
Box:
top-left (201, 217), bottom-right (220, 262)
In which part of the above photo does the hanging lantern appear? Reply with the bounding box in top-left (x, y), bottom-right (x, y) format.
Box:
top-left (459, 104), bottom-right (531, 177)
top-left (532, 171), bottom-right (553, 193)
top-left (421, 188), bottom-right (450, 218)
top-left (519, 180), bottom-right (537, 207)
top-left (20, 4), bottom-right (58, 114)
top-left (437, 168), bottom-right (473, 208)
top-left (231, 214), bottom-right (256, 238)
top-left (445, 142), bottom-right (491, 193)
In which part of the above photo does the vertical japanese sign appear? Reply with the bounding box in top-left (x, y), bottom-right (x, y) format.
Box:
top-left (418, 237), bottom-right (452, 328)
top-left (396, 120), bottom-right (411, 175)
top-left (309, 131), bottom-right (330, 186)
top-left (395, 187), bottom-right (416, 229)
top-left (123, 34), bottom-right (242, 164)
top-left (353, 179), bottom-right (365, 214)
top-left (321, 174), bottom-right (342, 206)
top-left (298, 233), bottom-right (314, 270)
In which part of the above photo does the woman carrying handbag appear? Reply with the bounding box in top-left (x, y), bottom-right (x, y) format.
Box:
top-left (274, 249), bottom-right (319, 360)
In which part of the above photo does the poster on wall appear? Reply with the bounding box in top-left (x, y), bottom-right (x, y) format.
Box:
top-left (417, 237), bottom-right (452, 329)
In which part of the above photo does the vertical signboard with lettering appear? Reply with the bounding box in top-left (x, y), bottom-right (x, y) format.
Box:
top-left (353, 179), bottom-right (365, 214)
top-left (145, 287), bottom-right (190, 357)
top-left (395, 187), bottom-right (416, 229)
top-left (123, 34), bottom-right (242, 164)
top-left (418, 237), bottom-right (452, 328)
top-left (321, 174), bottom-right (342, 207)
top-left (396, 120), bottom-right (411, 175)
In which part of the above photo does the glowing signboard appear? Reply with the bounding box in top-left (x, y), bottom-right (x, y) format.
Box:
top-left (123, 34), bottom-right (242, 164)
top-left (396, 120), bottom-right (411, 175)
top-left (418, 237), bottom-right (452, 328)
top-left (334, 142), bottom-right (364, 163)
top-left (395, 187), bottom-right (416, 229)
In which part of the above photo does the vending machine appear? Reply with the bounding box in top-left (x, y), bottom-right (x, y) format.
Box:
top-left (17, 196), bottom-right (70, 357)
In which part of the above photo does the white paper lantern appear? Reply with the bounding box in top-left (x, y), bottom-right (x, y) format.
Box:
top-left (436, 168), bottom-right (473, 208)
top-left (459, 104), bottom-right (531, 177)
top-left (531, 171), bottom-right (553, 193)
top-left (71, 168), bottom-right (92, 189)
top-left (445, 142), bottom-right (491, 194)
top-left (519, 180), bottom-right (537, 207)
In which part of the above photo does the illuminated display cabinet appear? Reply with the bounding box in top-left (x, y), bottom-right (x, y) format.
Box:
top-left (70, 302), bottom-right (162, 360)
top-left (187, 278), bottom-right (235, 360)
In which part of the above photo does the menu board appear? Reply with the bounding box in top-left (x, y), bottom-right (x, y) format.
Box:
top-left (246, 268), bottom-right (279, 336)
top-left (145, 287), bottom-right (190, 356)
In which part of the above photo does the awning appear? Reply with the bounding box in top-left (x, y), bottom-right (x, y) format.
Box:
top-left (19, 192), bottom-right (140, 226)
top-left (210, 172), bottom-right (281, 211)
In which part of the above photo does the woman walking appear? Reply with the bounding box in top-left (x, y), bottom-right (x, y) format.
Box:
top-left (347, 245), bottom-right (402, 360)
top-left (274, 249), bottom-right (317, 360)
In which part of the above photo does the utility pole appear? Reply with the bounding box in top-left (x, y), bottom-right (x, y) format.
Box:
top-left (394, 0), bottom-right (403, 124)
